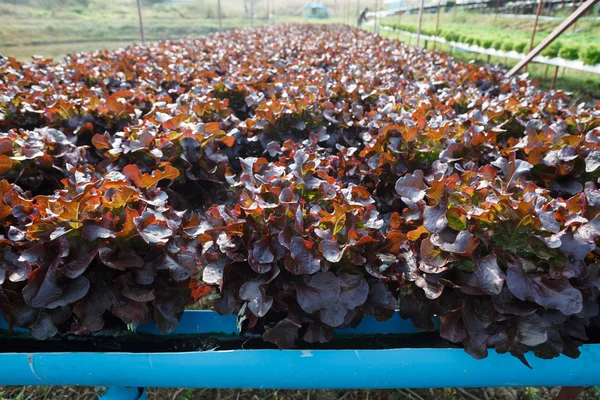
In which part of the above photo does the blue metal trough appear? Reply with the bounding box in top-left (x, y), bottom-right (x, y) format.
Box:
top-left (1, 310), bottom-right (599, 399)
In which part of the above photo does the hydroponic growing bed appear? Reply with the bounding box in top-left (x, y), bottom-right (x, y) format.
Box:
top-left (0, 23), bottom-right (599, 393)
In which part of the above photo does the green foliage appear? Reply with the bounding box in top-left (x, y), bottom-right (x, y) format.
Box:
top-left (514, 42), bottom-right (527, 53)
top-left (502, 40), bottom-right (514, 52)
top-left (481, 39), bottom-right (493, 49)
top-left (542, 41), bottom-right (563, 57)
top-left (580, 46), bottom-right (600, 65)
top-left (492, 40), bottom-right (503, 50)
top-left (465, 37), bottom-right (475, 45)
top-left (559, 44), bottom-right (580, 60)
top-left (444, 31), bottom-right (459, 42)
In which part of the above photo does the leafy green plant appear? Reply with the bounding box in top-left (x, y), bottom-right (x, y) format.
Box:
top-left (493, 40), bottom-right (503, 50)
top-left (580, 46), bottom-right (600, 65)
top-left (514, 41), bottom-right (527, 53)
top-left (481, 39), bottom-right (493, 49)
top-left (559, 44), bottom-right (580, 60)
top-left (444, 31), bottom-right (459, 42)
top-left (541, 40), bottom-right (562, 57)
top-left (502, 40), bottom-right (514, 52)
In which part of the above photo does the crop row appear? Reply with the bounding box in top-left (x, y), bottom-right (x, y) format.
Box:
top-left (384, 23), bottom-right (600, 65)
top-left (0, 24), bottom-right (599, 364)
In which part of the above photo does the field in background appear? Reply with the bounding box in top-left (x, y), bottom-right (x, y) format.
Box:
top-left (377, 9), bottom-right (600, 104)
top-left (380, 9), bottom-right (600, 49)
top-left (379, 27), bottom-right (600, 105)
top-left (0, 0), bottom-right (374, 60)
top-left (1, 0), bottom-right (598, 104)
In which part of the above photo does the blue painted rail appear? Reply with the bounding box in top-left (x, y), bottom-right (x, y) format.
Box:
top-left (1, 311), bottom-right (599, 399)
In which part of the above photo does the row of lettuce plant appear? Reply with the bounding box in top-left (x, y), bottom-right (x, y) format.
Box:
top-left (384, 23), bottom-right (600, 65)
top-left (0, 24), bottom-right (599, 365)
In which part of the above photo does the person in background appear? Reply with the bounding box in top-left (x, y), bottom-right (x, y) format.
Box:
top-left (357, 7), bottom-right (368, 27)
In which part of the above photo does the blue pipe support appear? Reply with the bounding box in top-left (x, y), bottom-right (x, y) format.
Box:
top-left (0, 311), bottom-right (599, 390)
top-left (99, 387), bottom-right (147, 400)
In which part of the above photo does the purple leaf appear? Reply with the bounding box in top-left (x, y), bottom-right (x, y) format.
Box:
top-left (395, 170), bottom-right (426, 202)
top-left (303, 321), bottom-right (333, 343)
top-left (318, 238), bottom-right (344, 263)
top-left (156, 253), bottom-right (193, 282)
top-left (287, 237), bottom-right (321, 275)
top-left (153, 290), bottom-right (185, 333)
top-left (296, 271), bottom-right (340, 313)
top-left (430, 230), bottom-right (479, 255)
top-left (506, 259), bottom-right (583, 315)
top-left (262, 318), bottom-right (301, 349)
top-left (30, 312), bottom-right (58, 340)
top-left (474, 254), bottom-right (505, 295)
top-left (423, 199), bottom-right (448, 234)
top-left (99, 247), bottom-right (144, 270)
top-left (440, 310), bottom-right (467, 343)
top-left (252, 235), bottom-right (275, 264)
top-left (363, 282), bottom-right (397, 322)
top-left (0, 246), bottom-right (31, 284)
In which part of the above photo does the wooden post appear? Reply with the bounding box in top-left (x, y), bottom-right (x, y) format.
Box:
top-left (218, 0), bottom-right (222, 31)
top-left (271, 0), bottom-right (275, 22)
top-left (453, 0), bottom-right (458, 21)
top-left (374, 0), bottom-right (379, 33)
top-left (495, 0), bottom-right (500, 20)
top-left (347, 0), bottom-right (351, 24)
top-left (528, 0), bottom-right (544, 52)
top-left (250, 0), bottom-right (254, 26)
top-left (265, 0), bottom-right (268, 21)
top-left (506, 0), bottom-right (599, 77)
top-left (416, 0), bottom-right (425, 47)
top-left (136, 0), bottom-right (145, 43)
top-left (397, 8), bottom-right (403, 38)
top-left (525, 0), bottom-right (544, 72)
top-left (356, 0), bottom-right (360, 25)
top-left (434, 0), bottom-right (441, 49)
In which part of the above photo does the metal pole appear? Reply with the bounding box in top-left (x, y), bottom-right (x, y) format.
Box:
top-left (434, 0), bottom-right (441, 49)
top-left (218, 0), bottom-right (222, 31)
top-left (416, 0), bottom-right (425, 47)
top-left (136, 0), bottom-right (145, 44)
top-left (251, 0), bottom-right (254, 27)
top-left (506, 0), bottom-right (599, 77)
top-left (356, 0), bottom-right (360, 26)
